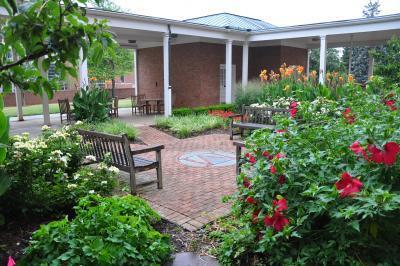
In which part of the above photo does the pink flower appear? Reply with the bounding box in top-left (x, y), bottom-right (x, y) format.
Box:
top-left (343, 108), bottom-right (355, 124)
top-left (385, 100), bottom-right (397, 111)
top-left (243, 177), bottom-right (251, 188)
top-left (275, 153), bottom-right (286, 159)
top-left (8, 257), bottom-right (16, 266)
top-left (276, 129), bottom-right (287, 133)
top-left (335, 172), bottom-right (363, 198)
top-left (262, 151), bottom-right (273, 160)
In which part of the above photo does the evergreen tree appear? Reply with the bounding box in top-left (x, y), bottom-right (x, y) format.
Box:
top-left (344, 1), bottom-right (381, 83)
top-left (309, 48), bottom-right (342, 72)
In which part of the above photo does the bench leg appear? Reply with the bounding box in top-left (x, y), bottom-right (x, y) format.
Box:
top-left (156, 150), bottom-right (163, 189)
top-left (236, 145), bottom-right (242, 175)
top-left (129, 168), bottom-right (137, 195)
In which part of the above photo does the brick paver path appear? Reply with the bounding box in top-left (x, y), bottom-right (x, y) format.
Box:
top-left (130, 126), bottom-right (237, 231)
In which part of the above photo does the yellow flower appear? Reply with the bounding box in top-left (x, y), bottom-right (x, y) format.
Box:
top-left (297, 66), bottom-right (304, 73)
top-left (89, 77), bottom-right (97, 81)
top-left (311, 70), bottom-right (317, 80)
top-left (284, 85), bottom-right (290, 92)
top-left (339, 76), bottom-right (344, 82)
top-left (259, 69), bottom-right (268, 81)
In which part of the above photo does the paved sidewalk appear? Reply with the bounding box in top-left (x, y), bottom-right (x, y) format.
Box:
top-left (128, 127), bottom-right (237, 231)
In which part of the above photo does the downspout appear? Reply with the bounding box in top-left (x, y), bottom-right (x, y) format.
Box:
top-left (167, 24), bottom-right (172, 93)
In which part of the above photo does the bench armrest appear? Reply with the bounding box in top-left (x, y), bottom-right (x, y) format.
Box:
top-left (130, 144), bottom-right (165, 155)
top-left (228, 113), bottom-right (243, 119)
top-left (232, 141), bottom-right (245, 147)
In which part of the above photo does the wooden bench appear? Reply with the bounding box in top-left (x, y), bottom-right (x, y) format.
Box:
top-left (58, 99), bottom-right (75, 124)
top-left (77, 129), bottom-right (164, 195)
top-left (229, 106), bottom-right (290, 140)
top-left (233, 140), bottom-right (245, 175)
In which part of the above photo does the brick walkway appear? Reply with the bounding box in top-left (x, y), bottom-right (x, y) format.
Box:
top-left (129, 127), bottom-right (237, 231)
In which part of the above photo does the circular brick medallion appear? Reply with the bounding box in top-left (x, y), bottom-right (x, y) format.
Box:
top-left (178, 150), bottom-right (236, 167)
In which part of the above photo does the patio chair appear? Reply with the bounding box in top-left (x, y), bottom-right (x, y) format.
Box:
top-left (131, 95), bottom-right (140, 115)
top-left (77, 129), bottom-right (164, 195)
top-left (109, 97), bottom-right (119, 118)
top-left (137, 94), bottom-right (151, 115)
top-left (58, 99), bottom-right (75, 124)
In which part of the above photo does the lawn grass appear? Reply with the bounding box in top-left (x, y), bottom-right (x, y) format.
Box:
top-left (155, 114), bottom-right (224, 138)
top-left (4, 99), bottom-right (132, 117)
top-left (74, 119), bottom-right (138, 140)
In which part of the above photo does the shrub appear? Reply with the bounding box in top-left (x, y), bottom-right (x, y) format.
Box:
top-left (216, 88), bottom-right (400, 264)
top-left (373, 36), bottom-right (400, 85)
top-left (155, 114), bottom-right (224, 138)
top-left (74, 120), bottom-right (138, 140)
top-left (172, 104), bottom-right (235, 116)
top-left (73, 86), bottom-right (111, 122)
top-left (21, 195), bottom-right (173, 265)
top-left (0, 127), bottom-right (117, 216)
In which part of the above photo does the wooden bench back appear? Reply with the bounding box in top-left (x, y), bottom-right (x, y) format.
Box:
top-left (77, 129), bottom-right (132, 171)
top-left (58, 99), bottom-right (71, 115)
top-left (242, 106), bottom-right (290, 125)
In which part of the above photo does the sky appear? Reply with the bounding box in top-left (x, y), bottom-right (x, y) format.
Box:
top-left (112, 0), bottom-right (400, 27)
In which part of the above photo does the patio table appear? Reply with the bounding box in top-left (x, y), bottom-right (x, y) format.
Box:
top-left (145, 98), bottom-right (164, 114)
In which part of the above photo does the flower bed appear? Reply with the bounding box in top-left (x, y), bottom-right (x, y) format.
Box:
top-left (73, 119), bottom-right (138, 141)
top-left (214, 85), bottom-right (400, 264)
top-left (154, 114), bottom-right (225, 138)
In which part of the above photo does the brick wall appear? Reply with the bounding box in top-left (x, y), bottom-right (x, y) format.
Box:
top-left (137, 42), bottom-right (243, 108)
top-left (249, 46), bottom-right (307, 80)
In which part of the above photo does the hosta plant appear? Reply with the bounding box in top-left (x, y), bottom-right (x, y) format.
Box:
top-left (217, 87), bottom-right (400, 265)
top-left (73, 86), bottom-right (111, 122)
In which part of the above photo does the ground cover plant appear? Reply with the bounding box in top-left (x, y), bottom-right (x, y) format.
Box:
top-left (73, 119), bottom-right (138, 140)
top-left (20, 195), bottom-right (173, 265)
top-left (214, 83), bottom-right (400, 265)
top-left (155, 114), bottom-right (225, 138)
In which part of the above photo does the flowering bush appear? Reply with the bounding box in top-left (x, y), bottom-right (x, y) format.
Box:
top-left (216, 88), bottom-right (400, 264)
top-left (0, 127), bottom-right (117, 216)
top-left (20, 195), bottom-right (172, 265)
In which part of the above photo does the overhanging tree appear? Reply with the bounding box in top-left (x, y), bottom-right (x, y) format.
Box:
top-left (0, 0), bottom-right (114, 195)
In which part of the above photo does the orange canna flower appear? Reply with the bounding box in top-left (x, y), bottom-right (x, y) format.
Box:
top-left (89, 77), bottom-right (97, 81)
top-left (339, 76), bottom-right (344, 82)
top-left (348, 74), bottom-right (354, 83)
top-left (297, 66), bottom-right (304, 73)
top-left (259, 69), bottom-right (268, 81)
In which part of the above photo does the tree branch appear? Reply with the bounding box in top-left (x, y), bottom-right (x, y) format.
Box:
top-left (0, 47), bottom-right (51, 71)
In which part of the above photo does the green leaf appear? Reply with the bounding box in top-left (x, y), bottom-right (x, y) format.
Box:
top-left (350, 220), bottom-right (360, 232)
top-left (0, 175), bottom-right (11, 196)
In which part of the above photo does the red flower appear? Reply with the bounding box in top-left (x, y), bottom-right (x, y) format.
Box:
top-left (270, 165), bottom-right (277, 174)
top-left (278, 175), bottom-right (286, 184)
top-left (243, 177), bottom-right (251, 188)
top-left (264, 211), bottom-right (289, 231)
top-left (335, 172), bottom-right (363, 198)
top-left (276, 129), bottom-right (287, 133)
top-left (385, 100), bottom-right (397, 111)
top-left (273, 198), bottom-right (288, 211)
top-left (262, 151), bottom-right (273, 159)
top-left (275, 153), bottom-right (286, 159)
top-left (252, 209), bottom-right (261, 223)
top-left (246, 196), bottom-right (256, 204)
top-left (368, 142), bottom-right (400, 165)
top-left (343, 108), bottom-right (355, 124)
top-left (245, 153), bottom-right (256, 164)
top-left (289, 102), bottom-right (298, 118)
top-left (350, 141), bottom-right (368, 160)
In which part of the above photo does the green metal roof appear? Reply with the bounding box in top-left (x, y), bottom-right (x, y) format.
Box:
top-left (184, 13), bottom-right (276, 31)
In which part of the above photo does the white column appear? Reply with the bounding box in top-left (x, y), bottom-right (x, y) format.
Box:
top-left (368, 52), bottom-right (374, 78)
top-left (348, 48), bottom-right (352, 74)
top-left (225, 39), bottom-right (233, 103)
top-left (38, 58), bottom-right (51, 126)
top-left (163, 33), bottom-right (172, 117)
top-left (79, 49), bottom-right (88, 88)
top-left (133, 49), bottom-right (138, 96)
top-left (241, 41), bottom-right (249, 89)
top-left (306, 49), bottom-right (311, 77)
top-left (14, 87), bottom-right (24, 121)
top-left (12, 52), bottom-right (23, 121)
top-left (319, 36), bottom-right (327, 84)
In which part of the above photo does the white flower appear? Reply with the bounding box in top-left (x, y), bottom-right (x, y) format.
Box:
top-left (101, 181), bottom-right (108, 185)
top-left (85, 155), bottom-right (97, 162)
top-left (67, 184), bottom-right (78, 189)
top-left (41, 125), bottom-right (51, 131)
top-left (108, 166), bottom-right (119, 175)
top-left (73, 174), bottom-right (80, 180)
top-left (88, 190), bottom-right (95, 194)
top-left (75, 121), bottom-right (83, 126)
